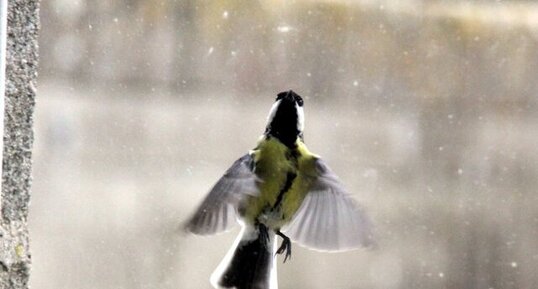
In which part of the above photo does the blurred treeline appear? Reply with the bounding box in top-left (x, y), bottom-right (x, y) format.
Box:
top-left (41, 0), bottom-right (538, 101)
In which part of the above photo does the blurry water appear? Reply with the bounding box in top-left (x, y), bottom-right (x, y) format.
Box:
top-left (29, 80), bottom-right (538, 289)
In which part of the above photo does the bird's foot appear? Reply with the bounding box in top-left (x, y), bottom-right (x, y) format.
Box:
top-left (276, 230), bottom-right (292, 263)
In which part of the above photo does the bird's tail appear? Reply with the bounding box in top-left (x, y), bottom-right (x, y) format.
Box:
top-left (210, 224), bottom-right (277, 289)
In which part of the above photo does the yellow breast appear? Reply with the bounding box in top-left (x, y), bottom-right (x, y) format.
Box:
top-left (242, 137), bottom-right (316, 229)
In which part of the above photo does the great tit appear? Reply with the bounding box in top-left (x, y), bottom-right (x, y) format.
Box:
top-left (184, 90), bottom-right (374, 289)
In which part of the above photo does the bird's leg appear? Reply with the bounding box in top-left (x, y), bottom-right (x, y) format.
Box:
top-left (276, 230), bottom-right (292, 263)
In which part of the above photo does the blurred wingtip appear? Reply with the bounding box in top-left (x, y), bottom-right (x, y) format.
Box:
top-left (177, 219), bottom-right (195, 237)
top-left (178, 217), bottom-right (238, 237)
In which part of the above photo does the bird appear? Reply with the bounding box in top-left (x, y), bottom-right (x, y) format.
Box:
top-left (184, 90), bottom-right (374, 289)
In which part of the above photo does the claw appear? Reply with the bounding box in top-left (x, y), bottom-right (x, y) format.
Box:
top-left (275, 230), bottom-right (292, 263)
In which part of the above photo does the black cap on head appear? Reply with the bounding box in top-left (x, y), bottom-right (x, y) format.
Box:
top-left (276, 90), bottom-right (304, 107)
top-left (266, 90), bottom-right (305, 147)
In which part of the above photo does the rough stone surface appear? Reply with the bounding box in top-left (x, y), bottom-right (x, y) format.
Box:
top-left (0, 0), bottom-right (39, 288)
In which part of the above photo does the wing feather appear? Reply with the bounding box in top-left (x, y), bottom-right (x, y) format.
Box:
top-left (184, 154), bottom-right (259, 235)
top-left (283, 158), bottom-right (374, 251)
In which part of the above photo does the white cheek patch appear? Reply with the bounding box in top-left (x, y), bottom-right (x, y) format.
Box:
top-left (296, 103), bottom-right (305, 132)
top-left (266, 100), bottom-right (281, 124)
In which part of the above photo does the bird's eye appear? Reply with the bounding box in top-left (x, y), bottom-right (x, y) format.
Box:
top-left (296, 96), bottom-right (304, 107)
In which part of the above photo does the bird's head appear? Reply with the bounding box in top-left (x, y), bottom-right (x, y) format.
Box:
top-left (265, 90), bottom-right (304, 147)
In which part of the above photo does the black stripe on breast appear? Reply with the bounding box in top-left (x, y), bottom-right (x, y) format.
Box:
top-left (273, 171), bottom-right (296, 209)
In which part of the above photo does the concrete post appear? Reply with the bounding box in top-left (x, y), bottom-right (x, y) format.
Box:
top-left (0, 0), bottom-right (39, 288)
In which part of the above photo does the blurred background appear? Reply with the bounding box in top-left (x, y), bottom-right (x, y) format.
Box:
top-left (30, 0), bottom-right (538, 288)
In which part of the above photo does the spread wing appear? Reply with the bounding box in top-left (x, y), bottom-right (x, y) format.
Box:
top-left (283, 158), bottom-right (374, 251)
top-left (184, 154), bottom-right (259, 235)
